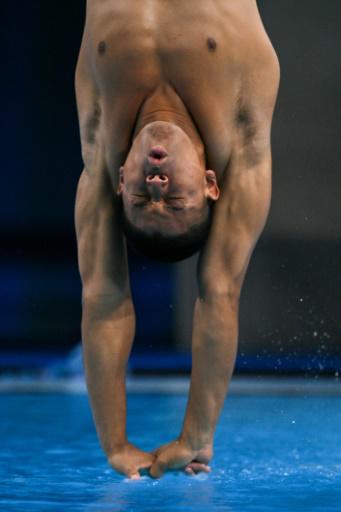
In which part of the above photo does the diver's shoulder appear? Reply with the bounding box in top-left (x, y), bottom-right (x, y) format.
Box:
top-left (233, 1), bottom-right (280, 88)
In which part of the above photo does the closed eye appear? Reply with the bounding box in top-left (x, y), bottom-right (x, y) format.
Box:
top-left (130, 194), bottom-right (148, 206)
top-left (131, 200), bottom-right (148, 208)
top-left (165, 198), bottom-right (185, 210)
top-left (130, 194), bottom-right (185, 211)
top-left (165, 202), bottom-right (184, 211)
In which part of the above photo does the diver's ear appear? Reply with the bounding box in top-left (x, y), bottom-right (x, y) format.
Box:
top-left (205, 170), bottom-right (220, 201)
top-left (117, 166), bottom-right (124, 195)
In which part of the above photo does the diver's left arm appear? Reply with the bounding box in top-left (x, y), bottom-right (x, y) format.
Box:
top-left (180, 143), bottom-right (273, 455)
top-left (178, 52), bottom-right (280, 458)
top-left (150, 142), bottom-right (273, 478)
top-left (151, 114), bottom-right (280, 481)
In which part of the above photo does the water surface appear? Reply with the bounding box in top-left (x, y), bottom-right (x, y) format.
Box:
top-left (1, 392), bottom-right (341, 511)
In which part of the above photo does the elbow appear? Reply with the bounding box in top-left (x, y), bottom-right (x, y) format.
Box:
top-left (81, 292), bottom-right (134, 321)
top-left (198, 279), bottom-right (241, 306)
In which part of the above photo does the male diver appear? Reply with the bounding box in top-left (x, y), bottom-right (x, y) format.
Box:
top-left (75, 0), bottom-right (279, 478)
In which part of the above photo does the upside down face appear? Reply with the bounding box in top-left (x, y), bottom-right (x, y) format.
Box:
top-left (118, 121), bottom-right (220, 236)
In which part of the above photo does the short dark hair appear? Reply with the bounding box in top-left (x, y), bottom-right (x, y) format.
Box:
top-left (122, 204), bottom-right (213, 263)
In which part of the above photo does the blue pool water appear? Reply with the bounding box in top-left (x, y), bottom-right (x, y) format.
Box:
top-left (1, 391), bottom-right (341, 511)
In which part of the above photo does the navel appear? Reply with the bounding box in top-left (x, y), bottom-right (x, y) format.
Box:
top-left (97, 41), bottom-right (106, 55)
top-left (207, 37), bottom-right (217, 52)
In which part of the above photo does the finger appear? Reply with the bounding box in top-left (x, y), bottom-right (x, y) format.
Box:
top-left (139, 459), bottom-right (154, 469)
top-left (184, 466), bottom-right (194, 476)
top-left (194, 455), bottom-right (211, 465)
top-left (150, 459), bottom-right (167, 479)
top-left (127, 471), bottom-right (141, 480)
top-left (186, 462), bottom-right (211, 473)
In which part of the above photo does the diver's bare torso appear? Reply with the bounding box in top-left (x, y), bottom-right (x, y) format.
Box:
top-left (76, 0), bottom-right (278, 183)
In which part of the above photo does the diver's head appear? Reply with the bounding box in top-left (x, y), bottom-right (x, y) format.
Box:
top-left (117, 121), bottom-right (220, 262)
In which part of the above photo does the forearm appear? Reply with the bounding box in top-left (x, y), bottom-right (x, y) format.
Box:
top-left (180, 293), bottom-right (238, 449)
top-left (82, 295), bottom-right (135, 458)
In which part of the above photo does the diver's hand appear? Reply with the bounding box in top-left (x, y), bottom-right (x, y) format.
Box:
top-left (108, 442), bottom-right (155, 479)
top-left (150, 438), bottom-right (212, 478)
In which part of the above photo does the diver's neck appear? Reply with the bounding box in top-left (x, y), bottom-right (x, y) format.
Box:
top-left (133, 85), bottom-right (206, 165)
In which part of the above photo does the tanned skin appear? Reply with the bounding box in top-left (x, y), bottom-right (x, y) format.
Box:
top-left (75, 0), bottom-right (279, 479)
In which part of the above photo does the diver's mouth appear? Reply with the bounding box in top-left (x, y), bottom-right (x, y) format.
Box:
top-left (149, 146), bottom-right (168, 160)
top-left (145, 146), bottom-right (169, 173)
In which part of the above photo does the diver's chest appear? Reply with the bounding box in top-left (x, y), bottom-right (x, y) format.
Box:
top-left (92, 1), bottom-right (238, 95)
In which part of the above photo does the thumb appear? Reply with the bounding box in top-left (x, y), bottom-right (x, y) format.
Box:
top-left (150, 459), bottom-right (167, 479)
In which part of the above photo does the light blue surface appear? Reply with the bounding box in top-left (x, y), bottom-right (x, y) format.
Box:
top-left (1, 392), bottom-right (341, 511)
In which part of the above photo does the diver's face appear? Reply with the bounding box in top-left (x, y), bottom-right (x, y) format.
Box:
top-left (118, 122), bottom-right (219, 235)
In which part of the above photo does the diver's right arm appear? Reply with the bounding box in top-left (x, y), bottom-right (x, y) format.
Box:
top-left (75, 168), bottom-right (154, 478)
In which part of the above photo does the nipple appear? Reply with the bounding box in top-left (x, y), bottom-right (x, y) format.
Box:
top-left (207, 37), bottom-right (217, 52)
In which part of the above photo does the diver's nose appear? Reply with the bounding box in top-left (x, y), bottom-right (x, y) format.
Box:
top-left (145, 173), bottom-right (169, 200)
top-left (146, 173), bottom-right (169, 185)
